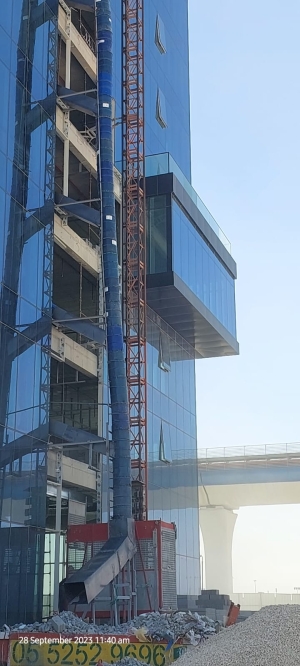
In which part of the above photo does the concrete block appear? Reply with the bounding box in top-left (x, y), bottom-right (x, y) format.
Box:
top-left (216, 610), bottom-right (227, 624)
top-left (51, 616), bottom-right (66, 632)
top-left (177, 595), bottom-right (199, 611)
top-left (206, 608), bottom-right (216, 620)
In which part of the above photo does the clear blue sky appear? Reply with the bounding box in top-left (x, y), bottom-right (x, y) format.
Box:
top-left (188, 0), bottom-right (300, 593)
top-left (189, 0), bottom-right (300, 449)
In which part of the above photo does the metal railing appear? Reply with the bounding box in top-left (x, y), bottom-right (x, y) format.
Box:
top-left (148, 443), bottom-right (300, 467)
top-left (79, 125), bottom-right (97, 148)
top-left (148, 449), bottom-right (198, 463)
top-left (79, 22), bottom-right (96, 54)
top-left (145, 153), bottom-right (232, 254)
top-left (198, 443), bottom-right (300, 460)
top-left (115, 153), bottom-right (232, 254)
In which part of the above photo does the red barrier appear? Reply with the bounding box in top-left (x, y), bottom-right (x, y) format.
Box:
top-left (0, 638), bottom-right (9, 666)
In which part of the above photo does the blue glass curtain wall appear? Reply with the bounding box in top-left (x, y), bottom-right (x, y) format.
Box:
top-left (0, 0), bottom-right (58, 625)
top-left (172, 201), bottom-right (237, 337)
top-left (111, 0), bottom-right (191, 181)
top-left (146, 311), bottom-right (201, 596)
top-left (146, 194), bottom-right (171, 274)
top-left (146, 194), bottom-right (237, 338)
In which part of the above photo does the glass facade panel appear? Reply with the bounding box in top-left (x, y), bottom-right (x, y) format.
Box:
top-left (0, 0), bottom-right (58, 625)
top-left (156, 88), bottom-right (168, 128)
top-left (0, 0), bottom-right (237, 614)
top-left (145, 153), bottom-right (232, 254)
top-left (146, 195), bottom-right (170, 274)
top-left (147, 311), bottom-right (200, 595)
top-left (111, 0), bottom-right (191, 181)
top-left (172, 200), bottom-right (237, 337)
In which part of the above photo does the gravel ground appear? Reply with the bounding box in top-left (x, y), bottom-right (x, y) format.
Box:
top-left (175, 605), bottom-right (300, 666)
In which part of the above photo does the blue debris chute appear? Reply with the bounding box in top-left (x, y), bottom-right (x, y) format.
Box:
top-left (96, 0), bottom-right (132, 525)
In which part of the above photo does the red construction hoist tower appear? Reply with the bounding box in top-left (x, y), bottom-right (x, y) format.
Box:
top-left (62, 2), bottom-right (178, 617)
top-left (122, 0), bottom-right (147, 521)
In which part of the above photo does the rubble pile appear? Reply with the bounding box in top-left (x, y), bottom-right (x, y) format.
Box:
top-left (8, 610), bottom-right (216, 645)
top-left (128, 610), bottom-right (216, 644)
top-left (175, 605), bottom-right (300, 666)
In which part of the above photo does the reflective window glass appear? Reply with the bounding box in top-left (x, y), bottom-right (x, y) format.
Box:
top-left (111, 0), bottom-right (191, 179)
top-left (0, 5), bottom-right (12, 36)
top-left (11, 1), bottom-right (26, 45)
top-left (180, 219), bottom-right (189, 284)
top-left (0, 62), bottom-right (9, 154)
top-left (0, 0), bottom-right (57, 625)
top-left (147, 311), bottom-right (199, 591)
top-left (209, 256), bottom-right (216, 314)
top-left (171, 200), bottom-right (237, 336)
top-left (202, 248), bottom-right (209, 308)
top-left (188, 227), bottom-right (196, 291)
top-left (147, 195), bottom-right (168, 274)
top-left (0, 27), bottom-right (11, 69)
top-left (156, 88), bottom-right (167, 129)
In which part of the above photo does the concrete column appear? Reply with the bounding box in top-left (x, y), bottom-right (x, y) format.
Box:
top-left (200, 506), bottom-right (237, 596)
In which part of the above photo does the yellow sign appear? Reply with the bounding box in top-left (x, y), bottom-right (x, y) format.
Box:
top-left (10, 638), bottom-right (187, 666)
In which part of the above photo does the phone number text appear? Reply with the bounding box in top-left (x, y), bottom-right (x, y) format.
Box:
top-left (11, 640), bottom-right (186, 666)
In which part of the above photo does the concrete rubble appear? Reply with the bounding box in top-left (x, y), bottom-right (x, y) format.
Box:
top-left (7, 609), bottom-right (216, 645)
top-left (175, 604), bottom-right (300, 666)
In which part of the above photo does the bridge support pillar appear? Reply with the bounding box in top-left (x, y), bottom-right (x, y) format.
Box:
top-left (200, 506), bottom-right (237, 596)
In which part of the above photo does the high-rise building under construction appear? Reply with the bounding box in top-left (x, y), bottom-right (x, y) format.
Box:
top-left (0, 0), bottom-right (238, 625)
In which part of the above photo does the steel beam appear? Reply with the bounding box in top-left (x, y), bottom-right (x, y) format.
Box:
top-left (52, 305), bottom-right (106, 345)
top-left (7, 316), bottom-right (51, 360)
top-left (57, 86), bottom-right (97, 116)
top-left (55, 195), bottom-right (100, 226)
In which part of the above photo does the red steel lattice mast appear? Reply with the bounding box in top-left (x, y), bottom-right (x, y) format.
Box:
top-left (122, 0), bottom-right (147, 520)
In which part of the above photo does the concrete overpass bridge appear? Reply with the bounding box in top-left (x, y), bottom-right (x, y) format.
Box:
top-left (198, 443), bottom-right (300, 596)
top-left (149, 443), bottom-right (300, 596)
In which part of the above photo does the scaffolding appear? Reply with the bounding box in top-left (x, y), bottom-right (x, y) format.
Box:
top-left (122, 0), bottom-right (147, 522)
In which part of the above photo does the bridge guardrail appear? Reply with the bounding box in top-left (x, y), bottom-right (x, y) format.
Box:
top-left (148, 444), bottom-right (300, 467)
top-left (198, 443), bottom-right (300, 460)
